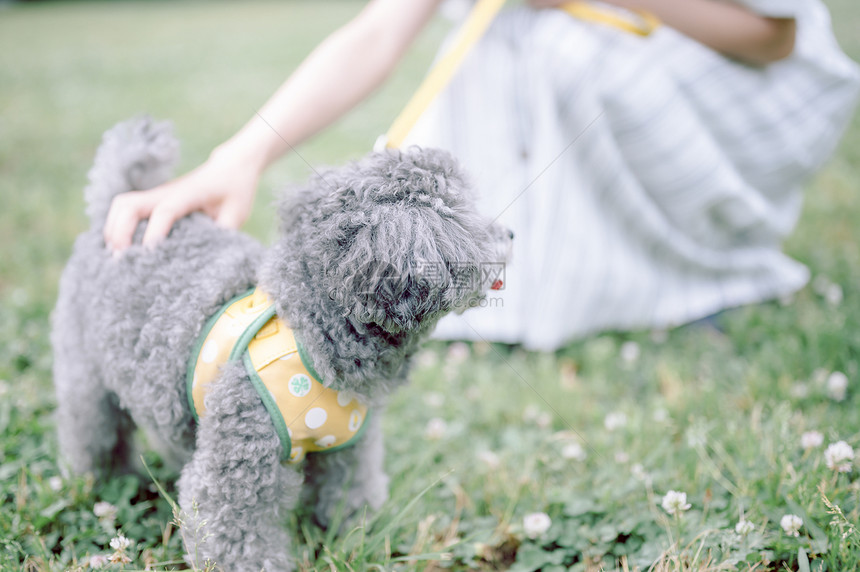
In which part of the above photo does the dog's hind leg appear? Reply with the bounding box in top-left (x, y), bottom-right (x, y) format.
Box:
top-left (302, 408), bottom-right (389, 530)
top-left (52, 307), bottom-right (136, 478)
top-left (53, 356), bottom-right (135, 478)
top-left (178, 362), bottom-right (302, 572)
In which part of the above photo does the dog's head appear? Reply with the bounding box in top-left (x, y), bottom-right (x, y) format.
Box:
top-left (271, 147), bottom-right (511, 339)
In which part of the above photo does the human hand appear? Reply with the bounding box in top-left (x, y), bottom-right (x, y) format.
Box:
top-left (103, 144), bottom-right (261, 252)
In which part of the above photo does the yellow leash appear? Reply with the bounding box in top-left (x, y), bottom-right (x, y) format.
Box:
top-left (381, 1), bottom-right (659, 151)
top-left (382, 0), bottom-right (507, 150)
top-left (560, 2), bottom-right (660, 37)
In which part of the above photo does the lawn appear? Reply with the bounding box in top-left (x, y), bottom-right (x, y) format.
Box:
top-left (1, 1), bottom-right (860, 570)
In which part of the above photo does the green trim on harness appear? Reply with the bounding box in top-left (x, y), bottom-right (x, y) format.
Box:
top-left (186, 289), bottom-right (255, 421)
top-left (186, 288), bottom-right (370, 463)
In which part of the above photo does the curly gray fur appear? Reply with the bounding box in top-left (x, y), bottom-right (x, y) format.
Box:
top-left (261, 147), bottom-right (502, 396)
top-left (52, 116), bottom-right (510, 571)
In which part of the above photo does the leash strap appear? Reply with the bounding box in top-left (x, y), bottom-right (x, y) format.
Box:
top-left (382, 0), bottom-right (507, 150)
top-left (379, 0), bottom-right (659, 151)
top-left (561, 1), bottom-right (660, 37)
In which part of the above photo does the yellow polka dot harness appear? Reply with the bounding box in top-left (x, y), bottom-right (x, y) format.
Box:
top-left (187, 288), bottom-right (369, 464)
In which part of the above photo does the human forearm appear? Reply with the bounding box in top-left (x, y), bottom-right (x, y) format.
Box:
top-left (220, 0), bottom-right (442, 174)
top-left (605, 0), bottom-right (796, 65)
top-left (104, 0), bottom-right (440, 251)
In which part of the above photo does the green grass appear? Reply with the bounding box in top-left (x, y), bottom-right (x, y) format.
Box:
top-left (1, 1), bottom-right (859, 570)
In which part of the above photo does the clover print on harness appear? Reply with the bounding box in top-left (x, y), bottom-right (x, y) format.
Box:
top-left (187, 288), bottom-right (369, 463)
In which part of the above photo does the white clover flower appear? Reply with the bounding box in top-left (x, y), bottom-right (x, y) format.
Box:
top-left (522, 406), bottom-right (551, 428)
top-left (604, 411), bottom-right (627, 431)
top-left (86, 554), bottom-right (109, 568)
top-left (780, 514), bottom-right (803, 537)
top-left (48, 476), bottom-right (63, 492)
top-left (109, 534), bottom-right (130, 551)
top-left (631, 463), bottom-right (648, 481)
top-left (790, 382), bottom-right (810, 399)
top-left (826, 371), bottom-right (848, 401)
top-left (535, 412), bottom-right (552, 429)
top-left (477, 450), bottom-right (500, 468)
top-left (523, 512), bottom-right (552, 539)
top-left (522, 404), bottom-right (540, 423)
top-left (661, 490), bottom-right (691, 516)
top-left (826, 283), bottom-right (843, 306)
top-left (812, 275), bottom-right (831, 296)
top-left (824, 440), bottom-right (855, 473)
top-left (108, 552), bottom-right (131, 565)
top-left (422, 392), bottom-right (444, 408)
top-left (93, 501), bottom-right (118, 522)
top-left (415, 350), bottom-right (438, 369)
top-left (561, 442), bottom-right (586, 461)
top-left (620, 341), bottom-right (640, 365)
top-left (446, 342), bottom-right (470, 365)
top-left (424, 417), bottom-right (447, 440)
top-left (473, 542), bottom-right (489, 559)
top-left (614, 451), bottom-right (630, 464)
top-left (801, 430), bottom-right (824, 450)
top-left (685, 426), bottom-right (707, 448)
top-left (652, 408), bottom-right (669, 423)
top-left (735, 519), bottom-right (755, 536)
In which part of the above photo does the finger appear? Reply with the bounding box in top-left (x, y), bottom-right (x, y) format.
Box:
top-left (104, 191), bottom-right (155, 248)
top-left (103, 194), bottom-right (127, 248)
top-left (142, 199), bottom-right (185, 248)
top-left (104, 191), bottom-right (160, 251)
top-left (133, 178), bottom-right (194, 248)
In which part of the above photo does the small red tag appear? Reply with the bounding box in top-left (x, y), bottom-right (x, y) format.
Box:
top-left (490, 279), bottom-right (503, 290)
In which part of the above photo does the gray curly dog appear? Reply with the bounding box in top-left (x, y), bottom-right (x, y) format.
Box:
top-left (52, 116), bottom-right (510, 571)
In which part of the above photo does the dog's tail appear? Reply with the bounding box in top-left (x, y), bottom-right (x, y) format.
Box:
top-left (85, 115), bottom-right (179, 230)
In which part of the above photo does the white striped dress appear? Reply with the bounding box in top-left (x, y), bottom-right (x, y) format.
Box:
top-left (408, 0), bottom-right (860, 350)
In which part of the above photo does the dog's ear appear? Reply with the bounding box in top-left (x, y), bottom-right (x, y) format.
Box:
top-left (334, 258), bottom-right (432, 334)
top-left (283, 146), bottom-right (505, 335)
top-left (325, 222), bottom-right (477, 335)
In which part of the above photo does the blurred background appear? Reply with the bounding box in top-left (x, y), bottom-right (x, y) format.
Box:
top-left (1, 1), bottom-right (859, 570)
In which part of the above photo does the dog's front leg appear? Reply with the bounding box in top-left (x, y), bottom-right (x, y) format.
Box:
top-left (302, 407), bottom-right (389, 530)
top-left (178, 363), bottom-right (302, 572)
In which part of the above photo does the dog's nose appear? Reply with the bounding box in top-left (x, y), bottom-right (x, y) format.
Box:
top-left (508, 230), bottom-right (515, 240)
